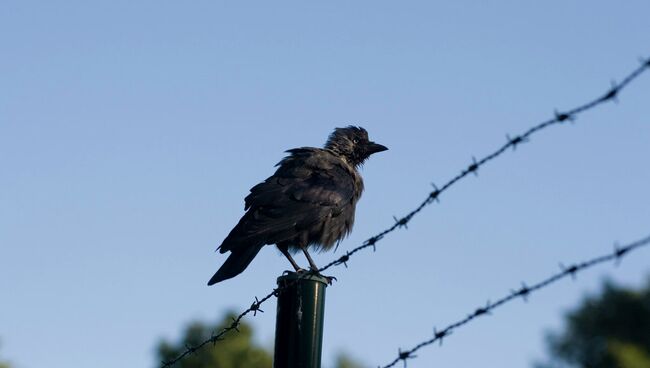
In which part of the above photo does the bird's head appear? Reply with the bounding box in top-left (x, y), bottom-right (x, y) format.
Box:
top-left (324, 126), bottom-right (388, 166)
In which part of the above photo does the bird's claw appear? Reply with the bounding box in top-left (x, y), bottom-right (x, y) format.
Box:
top-left (283, 268), bottom-right (307, 275)
top-left (283, 269), bottom-right (335, 285)
top-left (322, 275), bottom-right (337, 285)
top-left (307, 269), bottom-right (337, 285)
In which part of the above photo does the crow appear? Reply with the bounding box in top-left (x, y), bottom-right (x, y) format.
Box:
top-left (208, 126), bottom-right (387, 285)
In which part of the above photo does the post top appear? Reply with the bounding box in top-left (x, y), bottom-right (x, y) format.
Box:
top-left (276, 271), bottom-right (330, 286)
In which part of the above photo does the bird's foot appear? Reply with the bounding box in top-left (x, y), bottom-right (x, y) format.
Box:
top-left (308, 268), bottom-right (337, 285)
top-left (322, 275), bottom-right (337, 285)
top-left (283, 268), bottom-right (307, 275)
top-left (283, 269), bottom-right (336, 284)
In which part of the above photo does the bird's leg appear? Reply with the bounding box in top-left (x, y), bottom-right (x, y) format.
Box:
top-left (279, 247), bottom-right (303, 272)
top-left (300, 246), bottom-right (337, 285)
top-left (300, 246), bottom-right (320, 272)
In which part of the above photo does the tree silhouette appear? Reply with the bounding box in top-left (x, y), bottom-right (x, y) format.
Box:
top-left (536, 278), bottom-right (650, 368)
top-left (157, 312), bottom-right (365, 368)
top-left (158, 312), bottom-right (272, 368)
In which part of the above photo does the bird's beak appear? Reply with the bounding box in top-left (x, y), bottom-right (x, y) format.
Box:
top-left (366, 142), bottom-right (388, 155)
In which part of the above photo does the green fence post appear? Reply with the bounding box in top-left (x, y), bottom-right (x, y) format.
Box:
top-left (273, 272), bottom-right (328, 368)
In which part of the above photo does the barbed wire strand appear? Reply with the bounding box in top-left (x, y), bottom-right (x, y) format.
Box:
top-left (161, 56), bottom-right (650, 368)
top-left (381, 233), bottom-right (650, 368)
top-left (318, 56), bottom-right (650, 274)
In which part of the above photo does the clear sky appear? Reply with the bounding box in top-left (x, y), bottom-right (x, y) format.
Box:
top-left (1, 1), bottom-right (649, 368)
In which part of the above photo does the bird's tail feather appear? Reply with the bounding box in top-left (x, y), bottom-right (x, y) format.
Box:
top-left (207, 244), bottom-right (263, 285)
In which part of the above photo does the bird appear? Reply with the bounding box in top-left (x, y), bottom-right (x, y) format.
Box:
top-left (207, 126), bottom-right (387, 285)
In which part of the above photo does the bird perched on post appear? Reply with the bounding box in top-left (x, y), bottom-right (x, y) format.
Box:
top-left (208, 126), bottom-right (387, 285)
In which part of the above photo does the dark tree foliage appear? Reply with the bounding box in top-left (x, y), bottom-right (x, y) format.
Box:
top-left (334, 353), bottom-right (366, 368)
top-left (157, 312), bottom-right (272, 368)
top-left (157, 312), bottom-right (366, 368)
top-left (537, 279), bottom-right (650, 368)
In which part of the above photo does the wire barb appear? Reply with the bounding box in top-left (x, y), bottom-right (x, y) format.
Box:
top-left (613, 241), bottom-right (629, 266)
top-left (506, 134), bottom-right (529, 150)
top-left (601, 80), bottom-right (620, 102)
top-left (554, 110), bottom-right (575, 123)
top-left (467, 156), bottom-right (479, 176)
top-left (433, 327), bottom-right (449, 345)
top-left (429, 182), bottom-right (441, 203)
top-left (397, 348), bottom-right (416, 367)
top-left (393, 215), bottom-right (409, 229)
top-left (364, 236), bottom-right (380, 251)
top-left (559, 263), bottom-right (579, 280)
top-left (511, 282), bottom-right (531, 302)
top-left (473, 301), bottom-right (492, 317)
top-left (336, 253), bottom-right (351, 267)
top-left (250, 297), bottom-right (264, 316)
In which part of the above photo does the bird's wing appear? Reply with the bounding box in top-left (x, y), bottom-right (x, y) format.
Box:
top-left (218, 148), bottom-right (356, 253)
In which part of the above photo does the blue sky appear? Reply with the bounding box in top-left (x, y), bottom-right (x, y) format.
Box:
top-left (1, 1), bottom-right (649, 367)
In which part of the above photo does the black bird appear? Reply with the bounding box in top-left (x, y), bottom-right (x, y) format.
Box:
top-left (208, 126), bottom-right (387, 285)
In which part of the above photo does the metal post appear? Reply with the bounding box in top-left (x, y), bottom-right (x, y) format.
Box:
top-left (273, 272), bottom-right (328, 368)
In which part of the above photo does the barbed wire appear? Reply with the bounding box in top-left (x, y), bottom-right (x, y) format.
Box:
top-left (380, 233), bottom-right (650, 368)
top-left (161, 56), bottom-right (650, 367)
top-left (318, 56), bottom-right (650, 273)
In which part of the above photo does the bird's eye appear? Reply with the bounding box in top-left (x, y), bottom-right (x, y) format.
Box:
top-left (352, 138), bottom-right (359, 144)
